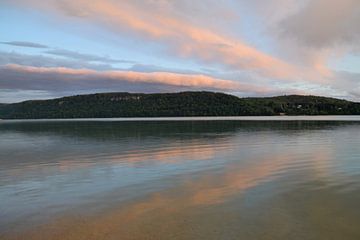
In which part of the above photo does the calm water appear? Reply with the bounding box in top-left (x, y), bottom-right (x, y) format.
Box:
top-left (1, 117), bottom-right (360, 239)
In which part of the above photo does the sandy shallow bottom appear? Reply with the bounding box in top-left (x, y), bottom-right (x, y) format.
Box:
top-left (2, 180), bottom-right (360, 240)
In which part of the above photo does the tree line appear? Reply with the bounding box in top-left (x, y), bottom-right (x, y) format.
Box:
top-left (1, 91), bottom-right (360, 119)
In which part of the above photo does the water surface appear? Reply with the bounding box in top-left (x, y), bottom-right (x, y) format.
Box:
top-left (1, 117), bottom-right (360, 239)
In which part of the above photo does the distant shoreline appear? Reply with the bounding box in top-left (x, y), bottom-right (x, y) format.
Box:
top-left (1, 92), bottom-right (360, 119)
top-left (2, 115), bottom-right (360, 122)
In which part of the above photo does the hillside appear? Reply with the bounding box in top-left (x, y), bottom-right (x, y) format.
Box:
top-left (0, 91), bottom-right (360, 119)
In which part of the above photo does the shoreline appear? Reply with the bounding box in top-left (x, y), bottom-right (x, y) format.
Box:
top-left (1, 115), bottom-right (360, 122)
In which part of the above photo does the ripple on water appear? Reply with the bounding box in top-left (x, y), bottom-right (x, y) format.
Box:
top-left (1, 120), bottom-right (360, 239)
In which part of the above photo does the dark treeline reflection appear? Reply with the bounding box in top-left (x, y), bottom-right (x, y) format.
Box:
top-left (1, 120), bottom-right (359, 140)
top-left (1, 120), bottom-right (359, 171)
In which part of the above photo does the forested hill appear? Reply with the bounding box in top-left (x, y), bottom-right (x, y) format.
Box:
top-left (0, 91), bottom-right (360, 119)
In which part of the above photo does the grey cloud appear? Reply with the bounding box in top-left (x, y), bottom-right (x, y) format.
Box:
top-left (0, 64), bottom-right (325, 104)
top-left (0, 51), bottom-right (115, 70)
top-left (1, 41), bottom-right (49, 48)
top-left (0, 89), bottom-right (57, 103)
top-left (0, 65), bottom-right (158, 92)
top-left (330, 71), bottom-right (360, 100)
top-left (0, 65), bottom-right (230, 102)
top-left (128, 64), bottom-right (201, 75)
top-left (280, 0), bottom-right (360, 48)
top-left (44, 49), bottom-right (135, 64)
top-left (0, 50), bottom-right (208, 76)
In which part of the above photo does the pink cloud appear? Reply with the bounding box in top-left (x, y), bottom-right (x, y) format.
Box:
top-left (13, 0), bottom-right (298, 79)
top-left (2, 64), bottom-right (273, 94)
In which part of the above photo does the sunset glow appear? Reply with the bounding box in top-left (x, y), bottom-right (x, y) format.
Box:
top-left (1, 0), bottom-right (359, 102)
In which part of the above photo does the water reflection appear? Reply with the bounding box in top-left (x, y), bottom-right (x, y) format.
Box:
top-left (1, 120), bottom-right (360, 239)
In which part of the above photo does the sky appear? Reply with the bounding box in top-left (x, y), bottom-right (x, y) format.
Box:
top-left (0, 0), bottom-right (359, 103)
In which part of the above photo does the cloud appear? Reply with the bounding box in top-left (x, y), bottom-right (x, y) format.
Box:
top-left (329, 71), bottom-right (360, 100)
top-left (128, 64), bottom-right (200, 75)
top-left (0, 89), bottom-right (57, 103)
top-left (2, 0), bottom-right (359, 101)
top-left (0, 64), bottom-right (273, 95)
top-left (45, 49), bottom-right (135, 64)
top-left (0, 51), bottom-right (115, 70)
top-left (280, 0), bottom-right (360, 49)
top-left (233, 0), bottom-right (360, 83)
top-left (11, 0), bottom-right (298, 80)
top-left (6, 1), bottom-right (342, 85)
top-left (0, 50), bottom-right (202, 76)
top-left (1, 41), bottom-right (49, 48)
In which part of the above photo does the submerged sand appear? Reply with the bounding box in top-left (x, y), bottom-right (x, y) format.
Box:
top-left (2, 171), bottom-right (360, 240)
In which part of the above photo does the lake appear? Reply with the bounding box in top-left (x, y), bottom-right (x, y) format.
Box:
top-left (1, 117), bottom-right (360, 239)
